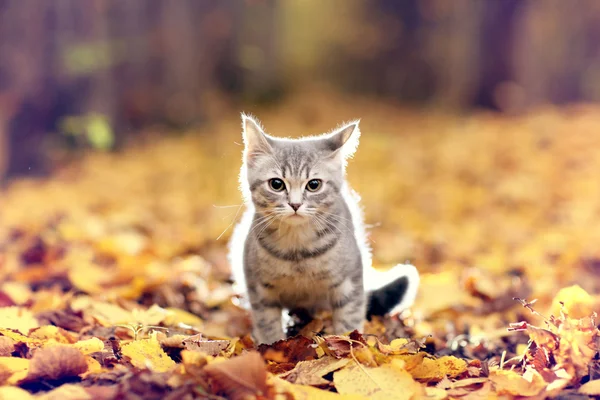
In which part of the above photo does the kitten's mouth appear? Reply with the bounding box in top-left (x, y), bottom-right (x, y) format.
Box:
top-left (286, 213), bottom-right (306, 224)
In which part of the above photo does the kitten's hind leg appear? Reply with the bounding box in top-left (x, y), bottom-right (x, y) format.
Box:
top-left (330, 277), bottom-right (367, 334)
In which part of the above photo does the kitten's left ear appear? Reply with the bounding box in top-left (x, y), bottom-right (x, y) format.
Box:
top-left (325, 120), bottom-right (361, 159)
top-left (241, 113), bottom-right (273, 164)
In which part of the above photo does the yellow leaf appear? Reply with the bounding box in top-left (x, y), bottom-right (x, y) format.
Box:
top-left (280, 356), bottom-right (350, 386)
top-left (73, 338), bottom-right (105, 355)
top-left (0, 328), bottom-right (39, 344)
top-left (37, 383), bottom-right (91, 400)
top-left (551, 285), bottom-right (596, 319)
top-left (130, 304), bottom-right (171, 326)
top-left (121, 335), bottom-right (176, 372)
top-left (490, 368), bottom-right (546, 397)
top-left (406, 355), bottom-right (467, 381)
top-left (0, 307), bottom-right (39, 334)
top-left (67, 263), bottom-right (107, 295)
top-left (333, 359), bottom-right (424, 400)
top-left (271, 375), bottom-right (366, 400)
top-left (0, 282), bottom-right (31, 305)
top-left (71, 297), bottom-right (132, 326)
top-left (164, 307), bottom-right (203, 328)
top-left (0, 386), bottom-right (34, 400)
top-left (579, 379), bottom-right (600, 396)
top-left (83, 356), bottom-right (103, 377)
top-left (0, 356), bottom-right (30, 384)
top-left (31, 326), bottom-right (76, 344)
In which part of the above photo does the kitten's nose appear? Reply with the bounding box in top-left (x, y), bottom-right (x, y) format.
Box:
top-left (289, 203), bottom-right (301, 212)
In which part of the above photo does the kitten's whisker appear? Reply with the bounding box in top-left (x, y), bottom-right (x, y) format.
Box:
top-left (213, 204), bottom-right (243, 209)
top-left (216, 203), bottom-right (245, 240)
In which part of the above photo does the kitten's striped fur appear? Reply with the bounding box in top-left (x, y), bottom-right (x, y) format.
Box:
top-left (229, 114), bottom-right (419, 344)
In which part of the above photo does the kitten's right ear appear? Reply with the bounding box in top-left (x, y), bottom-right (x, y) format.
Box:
top-left (241, 113), bottom-right (272, 164)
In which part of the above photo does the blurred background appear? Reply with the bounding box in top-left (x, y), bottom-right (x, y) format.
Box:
top-left (2, 0), bottom-right (600, 344)
top-left (3, 0), bottom-right (600, 179)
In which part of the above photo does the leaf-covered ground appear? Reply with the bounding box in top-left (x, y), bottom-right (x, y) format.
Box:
top-left (1, 90), bottom-right (600, 399)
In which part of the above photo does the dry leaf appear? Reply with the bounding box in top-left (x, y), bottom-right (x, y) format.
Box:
top-left (120, 334), bottom-right (176, 372)
top-left (0, 356), bottom-right (30, 384)
top-left (37, 384), bottom-right (92, 400)
top-left (403, 355), bottom-right (468, 381)
top-left (281, 356), bottom-right (350, 386)
top-left (272, 375), bottom-right (366, 400)
top-left (0, 336), bottom-right (15, 356)
top-left (72, 337), bottom-right (105, 355)
top-left (551, 285), bottom-right (596, 319)
top-left (163, 307), bottom-right (203, 328)
top-left (0, 386), bottom-right (34, 400)
top-left (579, 379), bottom-right (600, 395)
top-left (489, 368), bottom-right (546, 397)
top-left (0, 307), bottom-right (39, 334)
top-left (204, 351), bottom-right (270, 400)
top-left (31, 325), bottom-right (76, 344)
top-left (25, 345), bottom-right (88, 381)
top-left (182, 333), bottom-right (230, 356)
top-left (333, 359), bottom-right (424, 400)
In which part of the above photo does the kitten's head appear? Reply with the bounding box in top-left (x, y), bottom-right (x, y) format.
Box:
top-left (239, 114), bottom-right (360, 225)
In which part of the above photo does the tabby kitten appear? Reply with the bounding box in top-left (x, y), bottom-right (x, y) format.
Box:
top-left (228, 114), bottom-right (419, 344)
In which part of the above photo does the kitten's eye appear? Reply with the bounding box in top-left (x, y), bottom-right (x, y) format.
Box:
top-left (268, 178), bottom-right (285, 192)
top-left (306, 179), bottom-right (322, 192)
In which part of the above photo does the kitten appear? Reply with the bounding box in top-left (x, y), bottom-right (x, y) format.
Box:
top-left (228, 114), bottom-right (420, 344)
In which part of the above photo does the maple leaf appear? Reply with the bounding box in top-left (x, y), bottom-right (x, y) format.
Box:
top-left (204, 351), bottom-right (271, 400)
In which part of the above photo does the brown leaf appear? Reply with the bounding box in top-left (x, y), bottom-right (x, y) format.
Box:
top-left (182, 333), bottom-right (230, 356)
top-left (0, 336), bottom-right (15, 356)
top-left (323, 331), bottom-right (366, 359)
top-left (257, 335), bottom-right (317, 364)
top-left (204, 351), bottom-right (271, 400)
top-left (280, 356), bottom-right (350, 386)
top-left (24, 345), bottom-right (87, 381)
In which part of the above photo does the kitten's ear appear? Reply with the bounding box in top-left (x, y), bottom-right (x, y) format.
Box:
top-left (241, 113), bottom-right (273, 163)
top-left (324, 120), bottom-right (361, 159)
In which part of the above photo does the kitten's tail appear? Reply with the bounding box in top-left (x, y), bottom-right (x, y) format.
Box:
top-left (365, 263), bottom-right (420, 319)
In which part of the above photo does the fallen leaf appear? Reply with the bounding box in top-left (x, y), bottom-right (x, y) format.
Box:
top-left (182, 334), bottom-right (230, 356)
top-left (72, 337), bottom-right (105, 355)
top-left (163, 307), bottom-right (204, 328)
top-left (551, 285), bottom-right (596, 319)
top-left (258, 335), bottom-right (318, 364)
top-left (333, 358), bottom-right (424, 400)
top-left (489, 368), bottom-right (546, 397)
top-left (403, 355), bottom-right (468, 381)
top-left (0, 356), bottom-right (30, 384)
top-left (0, 386), bottom-right (34, 400)
top-left (31, 325), bottom-right (77, 344)
top-left (272, 375), bottom-right (366, 399)
top-left (37, 384), bottom-right (92, 400)
top-left (24, 345), bottom-right (88, 381)
top-left (281, 356), bottom-right (350, 386)
top-left (0, 307), bottom-right (39, 334)
top-left (0, 336), bottom-right (15, 356)
top-left (579, 379), bottom-right (600, 395)
top-left (120, 334), bottom-right (176, 372)
top-left (204, 351), bottom-right (270, 400)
